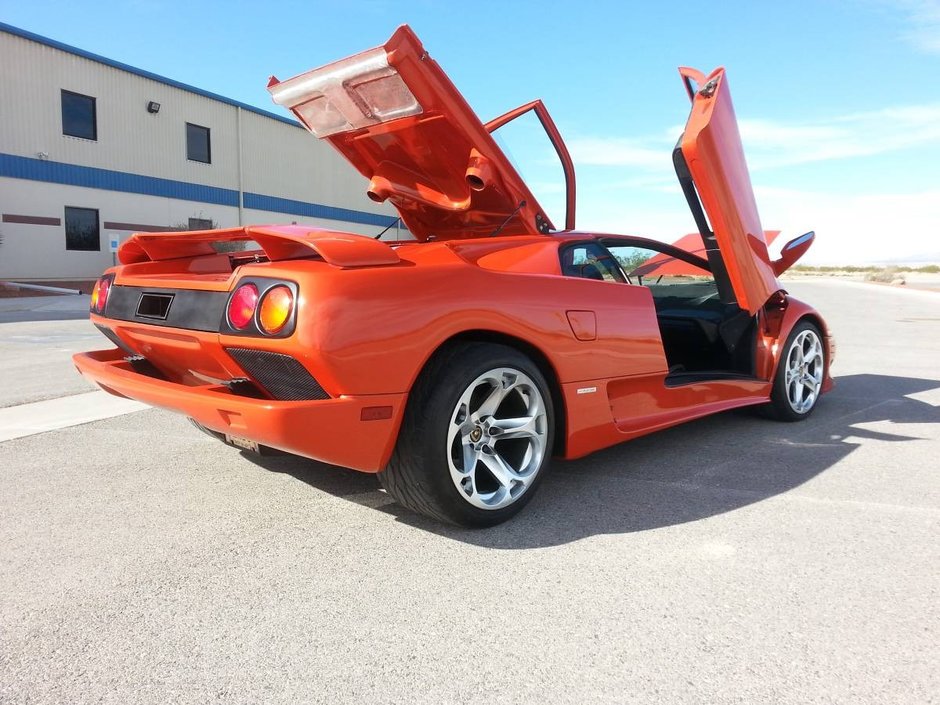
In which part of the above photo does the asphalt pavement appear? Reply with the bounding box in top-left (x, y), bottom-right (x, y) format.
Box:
top-left (0, 280), bottom-right (937, 704)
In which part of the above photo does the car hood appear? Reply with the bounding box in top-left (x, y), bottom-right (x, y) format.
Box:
top-left (267, 26), bottom-right (554, 242)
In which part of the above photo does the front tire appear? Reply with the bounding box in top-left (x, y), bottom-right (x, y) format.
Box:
top-left (379, 343), bottom-right (554, 527)
top-left (764, 320), bottom-right (826, 421)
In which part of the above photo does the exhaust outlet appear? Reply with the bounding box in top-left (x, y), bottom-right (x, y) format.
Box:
top-left (465, 150), bottom-right (493, 192)
top-left (367, 176), bottom-right (393, 203)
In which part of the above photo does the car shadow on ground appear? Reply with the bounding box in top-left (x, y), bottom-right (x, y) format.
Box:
top-left (243, 373), bottom-right (939, 548)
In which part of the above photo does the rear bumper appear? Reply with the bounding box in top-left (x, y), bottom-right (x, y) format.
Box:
top-left (73, 348), bottom-right (405, 472)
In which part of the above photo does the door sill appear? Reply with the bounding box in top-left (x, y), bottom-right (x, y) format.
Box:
top-left (664, 371), bottom-right (765, 387)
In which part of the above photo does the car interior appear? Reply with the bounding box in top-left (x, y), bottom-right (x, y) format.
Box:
top-left (560, 240), bottom-right (758, 383)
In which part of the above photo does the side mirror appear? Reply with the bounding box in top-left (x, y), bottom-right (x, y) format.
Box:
top-left (772, 231), bottom-right (815, 276)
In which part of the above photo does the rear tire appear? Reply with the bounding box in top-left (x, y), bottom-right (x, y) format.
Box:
top-left (379, 342), bottom-right (554, 527)
top-left (763, 320), bottom-right (826, 421)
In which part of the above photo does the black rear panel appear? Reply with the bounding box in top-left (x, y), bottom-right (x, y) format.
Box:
top-left (105, 286), bottom-right (227, 332)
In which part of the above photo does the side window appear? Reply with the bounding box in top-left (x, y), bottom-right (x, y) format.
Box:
top-left (186, 123), bottom-right (211, 163)
top-left (607, 243), bottom-right (718, 300)
top-left (61, 90), bottom-right (97, 140)
top-left (560, 243), bottom-right (626, 283)
top-left (64, 207), bottom-right (100, 251)
top-left (188, 217), bottom-right (214, 230)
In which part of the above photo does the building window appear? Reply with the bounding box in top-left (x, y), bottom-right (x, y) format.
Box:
top-left (186, 123), bottom-right (211, 163)
top-left (61, 90), bottom-right (97, 140)
top-left (188, 217), bottom-right (214, 230)
top-left (64, 207), bottom-right (100, 251)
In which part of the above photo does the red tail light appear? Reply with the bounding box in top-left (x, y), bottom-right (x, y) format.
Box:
top-left (91, 277), bottom-right (111, 313)
top-left (227, 283), bottom-right (259, 329)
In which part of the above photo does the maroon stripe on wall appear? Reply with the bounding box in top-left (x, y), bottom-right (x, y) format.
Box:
top-left (103, 221), bottom-right (181, 232)
top-left (2, 214), bottom-right (61, 226)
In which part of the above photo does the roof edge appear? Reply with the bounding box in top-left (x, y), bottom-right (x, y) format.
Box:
top-left (0, 21), bottom-right (301, 129)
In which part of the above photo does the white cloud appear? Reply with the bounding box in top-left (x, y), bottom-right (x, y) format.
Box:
top-left (754, 186), bottom-right (940, 264)
top-left (739, 105), bottom-right (940, 169)
top-left (569, 103), bottom-right (940, 172)
top-left (890, 0), bottom-right (940, 53)
top-left (567, 137), bottom-right (668, 169)
top-left (576, 187), bottom-right (940, 265)
top-left (564, 97), bottom-right (940, 264)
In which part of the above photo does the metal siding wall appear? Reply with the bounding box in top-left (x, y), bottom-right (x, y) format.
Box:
top-left (238, 109), bottom-right (396, 219)
top-left (0, 30), bottom-right (398, 218)
top-left (0, 154), bottom-right (239, 205)
top-left (0, 178), bottom-right (241, 279)
top-left (0, 28), bottom-right (403, 278)
top-left (1, 35), bottom-right (236, 187)
top-left (240, 208), bottom-right (396, 237)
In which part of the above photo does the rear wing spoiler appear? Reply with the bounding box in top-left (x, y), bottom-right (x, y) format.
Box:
top-left (117, 225), bottom-right (400, 268)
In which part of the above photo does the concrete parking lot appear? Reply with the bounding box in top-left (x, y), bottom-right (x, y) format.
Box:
top-left (1, 280), bottom-right (937, 704)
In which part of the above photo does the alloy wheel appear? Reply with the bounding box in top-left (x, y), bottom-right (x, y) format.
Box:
top-left (446, 367), bottom-right (548, 510)
top-left (784, 329), bottom-right (824, 414)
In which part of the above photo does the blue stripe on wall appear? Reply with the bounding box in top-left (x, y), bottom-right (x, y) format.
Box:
top-left (0, 22), bottom-right (301, 128)
top-left (243, 193), bottom-right (397, 228)
top-left (0, 153), bottom-right (239, 206)
top-left (0, 152), bottom-right (396, 229)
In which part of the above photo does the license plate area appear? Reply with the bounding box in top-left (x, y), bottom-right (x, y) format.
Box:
top-left (225, 434), bottom-right (260, 453)
top-left (136, 292), bottom-right (174, 320)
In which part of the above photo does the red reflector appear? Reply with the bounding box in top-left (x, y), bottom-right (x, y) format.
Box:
top-left (95, 277), bottom-right (111, 313)
top-left (228, 284), bottom-right (259, 330)
top-left (360, 406), bottom-right (393, 421)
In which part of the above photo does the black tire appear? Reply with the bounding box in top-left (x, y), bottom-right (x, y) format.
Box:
top-left (762, 320), bottom-right (826, 422)
top-left (379, 342), bottom-right (554, 527)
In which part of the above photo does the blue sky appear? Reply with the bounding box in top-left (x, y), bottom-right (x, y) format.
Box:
top-left (3, 0), bottom-right (938, 263)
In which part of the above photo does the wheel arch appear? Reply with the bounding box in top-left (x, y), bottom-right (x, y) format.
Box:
top-left (418, 329), bottom-right (568, 457)
top-left (790, 311), bottom-right (833, 374)
top-left (789, 310), bottom-right (828, 336)
top-left (770, 296), bottom-right (834, 393)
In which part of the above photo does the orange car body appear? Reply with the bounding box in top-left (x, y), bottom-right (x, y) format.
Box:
top-left (74, 26), bottom-right (834, 474)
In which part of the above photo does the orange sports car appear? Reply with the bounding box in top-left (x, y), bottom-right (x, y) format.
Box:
top-left (74, 26), bottom-right (834, 526)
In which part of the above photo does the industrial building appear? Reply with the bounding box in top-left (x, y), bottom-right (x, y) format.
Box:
top-left (0, 22), bottom-right (401, 282)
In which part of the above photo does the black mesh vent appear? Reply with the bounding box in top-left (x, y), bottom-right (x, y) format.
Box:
top-left (225, 348), bottom-right (330, 401)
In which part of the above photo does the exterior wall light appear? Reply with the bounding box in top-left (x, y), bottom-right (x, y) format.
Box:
top-left (147, 101), bottom-right (161, 114)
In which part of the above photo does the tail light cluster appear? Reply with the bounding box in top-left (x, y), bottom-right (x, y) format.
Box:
top-left (228, 283), bottom-right (259, 330)
top-left (258, 286), bottom-right (294, 334)
top-left (225, 279), bottom-right (297, 337)
top-left (90, 275), bottom-right (114, 314)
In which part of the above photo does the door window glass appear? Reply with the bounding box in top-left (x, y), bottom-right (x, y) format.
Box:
top-left (607, 243), bottom-right (717, 299)
top-left (560, 243), bottom-right (626, 283)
